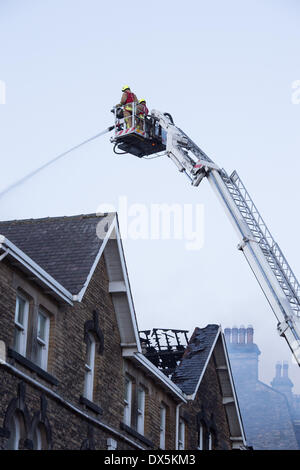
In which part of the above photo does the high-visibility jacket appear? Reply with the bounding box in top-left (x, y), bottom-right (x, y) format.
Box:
top-left (138, 103), bottom-right (149, 117)
top-left (124, 91), bottom-right (136, 105)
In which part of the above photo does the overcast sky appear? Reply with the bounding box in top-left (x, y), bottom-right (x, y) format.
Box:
top-left (1, 0), bottom-right (300, 391)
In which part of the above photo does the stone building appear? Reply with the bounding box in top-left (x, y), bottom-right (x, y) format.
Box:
top-left (225, 325), bottom-right (299, 450)
top-left (271, 361), bottom-right (300, 447)
top-left (0, 213), bottom-right (245, 450)
top-left (171, 325), bottom-right (246, 450)
top-left (141, 325), bottom-right (246, 450)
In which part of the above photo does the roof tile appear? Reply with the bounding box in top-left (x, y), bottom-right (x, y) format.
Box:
top-left (0, 213), bottom-right (114, 294)
top-left (172, 324), bottom-right (220, 395)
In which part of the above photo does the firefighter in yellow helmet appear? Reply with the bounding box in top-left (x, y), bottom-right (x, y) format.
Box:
top-left (136, 98), bottom-right (149, 131)
top-left (117, 86), bottom-right (138, 128)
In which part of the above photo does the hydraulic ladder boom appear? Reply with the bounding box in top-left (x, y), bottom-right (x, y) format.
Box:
top-left (151, 110), bottom-right (300, 365)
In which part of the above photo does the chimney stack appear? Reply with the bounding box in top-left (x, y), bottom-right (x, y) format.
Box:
top-left (271, 360), bottom-right (294, 405)
top-left (225, 324), bottom-right (260, 383)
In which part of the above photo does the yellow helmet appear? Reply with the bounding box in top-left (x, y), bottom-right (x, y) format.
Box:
top-left (139, 98), bottom-right (146, 103)
top-left (122, 85), bottom-right (130, 92)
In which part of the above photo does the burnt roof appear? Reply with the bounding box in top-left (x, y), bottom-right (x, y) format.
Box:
top-left (172, 324), bottom-right (220, 395)
top-left (0, 213), bottom-right (114, 294)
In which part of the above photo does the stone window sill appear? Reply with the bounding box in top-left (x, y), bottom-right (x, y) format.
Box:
top-left (120, 422), bottom-right (154, 448)
top-left (7, 348), bottom-right (58, 386)
top-left (79, 395), bottom-right (103, 416)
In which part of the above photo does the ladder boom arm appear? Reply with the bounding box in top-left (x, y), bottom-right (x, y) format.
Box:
top-left (151, 110), bottom-right (300, 365)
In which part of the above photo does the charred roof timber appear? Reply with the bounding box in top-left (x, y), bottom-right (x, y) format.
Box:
top-left (139, 328), bottom-right (189, 378)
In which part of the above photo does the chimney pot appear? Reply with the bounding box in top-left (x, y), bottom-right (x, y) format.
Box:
top-left (283, 361), bottom-right (289, 378)
top-left (224, 328), bottom-right (231, 343)
top-left (275, 361), bottom-right (282, 378)
top-left (246, 325), bottom-right (254, 344)
top-left (232, 326), bottom-right (238, 344)
top-left (238, 325), bottom-right (246, 344)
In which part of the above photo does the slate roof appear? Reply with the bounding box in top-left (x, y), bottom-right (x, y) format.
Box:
top-left (0, 213), bottom-right (115, 294)
top-left (172, 324), bottom-right (220, 395)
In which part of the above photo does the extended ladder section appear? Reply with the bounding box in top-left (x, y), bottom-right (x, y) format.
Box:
top-left (221, 170), bottom-right (300, 319)
top-left (208, 169), bottom-right (300, 364)
top-left (150, 110), bottom-right (300, 365)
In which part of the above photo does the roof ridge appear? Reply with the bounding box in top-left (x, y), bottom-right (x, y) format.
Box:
top-left (0, 212), bottom-right (116, 225)
top-left (0, 212), bottom-right (117, 295)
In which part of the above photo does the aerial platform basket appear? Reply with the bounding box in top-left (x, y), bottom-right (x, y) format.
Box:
top-left (110, 103), bottom-right (166, 158)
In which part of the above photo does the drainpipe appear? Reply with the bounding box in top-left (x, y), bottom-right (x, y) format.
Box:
top-left (175, 403), bottom-right (183, 450)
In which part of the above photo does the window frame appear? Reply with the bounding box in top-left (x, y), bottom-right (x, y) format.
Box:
top-left (13, 293), bottom-right (29, 357)
top-left (33, 422), bottom-right (48, 450)
top-left (160, 404), bottom-right (167, 449)
top-left (136, 386), bottom-right (145, 435)
top-left (7, 413), bottom-right (21, 450)
top-left (197, 423), bottom-right (204, 450)
top-left (123, 376), bottom-right (133, 426)
top-left (178, 418), bottom-right (185, 450)
top-left (84, 334), bottom-right (96, 402)
top-left (208, 431), bottom-right (213, 450)
top-left (33, 424), bottom-right (42, 450)
top-left (36, 308), bottom-right (50, 370)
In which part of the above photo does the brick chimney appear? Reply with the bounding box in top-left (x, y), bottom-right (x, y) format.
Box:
top-left (225, 324), bottom-right (261, 383)
top-left (271, 361), bottom-right (294, 406)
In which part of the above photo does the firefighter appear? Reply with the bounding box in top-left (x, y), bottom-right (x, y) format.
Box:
top-left (136, 98), bottom-right (149, 131)
top-left (117, 85), bottom-right (138, 128)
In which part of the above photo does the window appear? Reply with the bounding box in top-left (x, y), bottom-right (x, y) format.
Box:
top-left (36, 309), bottom-right (50, 370)
top-left (160, 404), bottom-right (167, 449)
top-left (208, 432), bottom-right (213, 450)
top-left (13, 294), bottom-right (29, 356)
top-left (137, 386), bottom-right (145, 435)
top-left (33, 423), bottom-right (48, 450)
top-left (7, 413), bottom-right (21, 450)
top-left (197, 423), bottom-right (204, 450)
top-left (178, 418), bottom-right (185, 450)
top-left (7, 411), bottom-right (26, 450)
top-left (84, 335), bottom-right (96, 401)
top-left (199, 425), bottom-right (214, 450)
top-left (107, 438), bottom-right (117, 450)
top-left (124, 376), bottom-right (132, 426)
